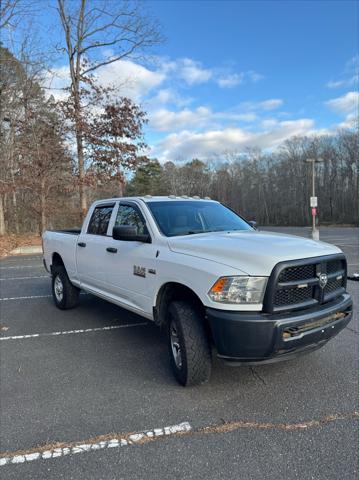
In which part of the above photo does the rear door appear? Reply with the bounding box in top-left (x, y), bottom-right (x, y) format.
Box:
top-left (76, 203), bottom-right (115, 292)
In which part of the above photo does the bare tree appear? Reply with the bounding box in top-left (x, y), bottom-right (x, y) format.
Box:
top-left (56, 0), bottom-right (162, 218)
top-left (0, 0), bottom-right (21, 28)
top-left (0, 0), bottom-right (35, 29)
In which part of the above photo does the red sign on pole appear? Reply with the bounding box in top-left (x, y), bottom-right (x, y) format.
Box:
top-left (312, 207), bottom-right (317, 216)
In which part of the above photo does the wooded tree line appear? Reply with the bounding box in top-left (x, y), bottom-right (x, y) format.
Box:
top-left (127, 130), bottom-right (359, 226)
top-left (0, 0), bottom-right (358, 234)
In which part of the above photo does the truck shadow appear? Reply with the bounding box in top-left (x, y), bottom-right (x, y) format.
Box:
top-left (76, 293), bottom-right (354, 404)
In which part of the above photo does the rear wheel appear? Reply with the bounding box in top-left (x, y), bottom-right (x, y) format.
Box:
top-left (167, 301), bottom-right (212, 386)
top-left (52, 266), bottom-right (80, 310)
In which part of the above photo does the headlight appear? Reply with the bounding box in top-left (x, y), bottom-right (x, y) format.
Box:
top-left (208, 276), bottom-right (267, 304)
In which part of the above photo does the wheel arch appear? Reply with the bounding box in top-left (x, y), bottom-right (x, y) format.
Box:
top-left (154, 281), bottom-right (207, 328)
top-left (51, 252), bottom-right (65, 273)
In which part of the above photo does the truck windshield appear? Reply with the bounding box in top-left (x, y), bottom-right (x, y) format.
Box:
top-left (147, 201), bottom-right (253, 237)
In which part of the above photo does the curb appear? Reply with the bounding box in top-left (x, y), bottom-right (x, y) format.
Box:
top-left (10, 246), bottom-right (42, 255)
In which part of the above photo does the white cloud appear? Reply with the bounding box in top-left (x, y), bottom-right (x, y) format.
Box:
top-left (326, 91), bottom-right (359, 127)
top-left (145, 88), bottom-right (193, 109)
top-left (326, 76), bottom-right (358, 89)
top-left (240, 99), bottom-right (284, 111)
top-left (95, 59), bottom-right (166, 99)
top-left (176, 58), bottom-right (213, 85)
top-left (44, 60), bottom-right (166, 103)
top-left (224, 112), bottom-right (257, 122)
top-left (260, 119), bottom-right (279, 129)
top-left (154, 119), bottom-right (315, 161)
top-left (326, 55), bottom-right (359, 89)
top-left (217, 70), bottom-right (264, 88)
top-left (217, 73), bottom-right (245, 88)
top-left (44, 56), bottom-right (215, 108)
top-left (259, 99), bottom-right (283, 110)
top-left (150, 107), bottom-right (212, 131)
top-left (247, 70), bottom-right (264, 82)
top-left (148, 105), bottom-right (259, 133)
top-left (326, 91), bottom-right (359, 116)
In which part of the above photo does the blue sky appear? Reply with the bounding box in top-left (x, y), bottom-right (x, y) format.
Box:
top-left (15, 0), bottom-right (359, 161)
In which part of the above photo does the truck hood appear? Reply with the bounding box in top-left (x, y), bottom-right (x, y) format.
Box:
top-left (168, 230), bottom-right (342, 276)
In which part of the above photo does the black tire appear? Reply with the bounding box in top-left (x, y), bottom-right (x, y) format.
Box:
top-left (167, 301), bottom-right (212, 386)
top-left (52, 265), bottom-right (80, 310)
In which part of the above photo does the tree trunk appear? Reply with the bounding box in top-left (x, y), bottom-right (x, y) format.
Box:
top-left (40, 180), bottom-right (46, 233)
top-left (12, 190), bottom-right (19, 233)
top-left (0, 195), bottom-right (6, 235)
top-left (75, 125), bottom-right (87, 219)
top-left (118, 172), bottom-right (125, 197)
top-left (72, 82), bottom-right (87, 220)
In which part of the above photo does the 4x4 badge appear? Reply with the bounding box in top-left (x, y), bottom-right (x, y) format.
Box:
top-left (318, 273), bottom-right (328, 289)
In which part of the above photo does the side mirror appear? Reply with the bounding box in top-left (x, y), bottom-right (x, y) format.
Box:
top-left (112, 225), bottom-right (151, 243)
top-left (249, 220), bottom-right (258, 229)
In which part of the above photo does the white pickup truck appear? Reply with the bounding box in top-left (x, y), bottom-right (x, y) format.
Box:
top-left (43, 196), bottom-right (353, 386)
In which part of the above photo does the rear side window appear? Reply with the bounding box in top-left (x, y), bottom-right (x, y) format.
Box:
top-left (87, 206), bottom-right (114, 235)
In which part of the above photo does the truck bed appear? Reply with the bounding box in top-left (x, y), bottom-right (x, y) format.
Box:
top-left (42, 229), bottom-right (80, 282)
top-left (49, 229), bottom-right (81, 235)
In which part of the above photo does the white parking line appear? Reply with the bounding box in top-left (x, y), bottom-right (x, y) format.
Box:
top-left (0, 292), bottom-right (89, 301)
top-left (0, 265), bottom-right (42, 270)
top-left (0, 294), bottom-right (52, 301)
top-left (0, 276), bottom-right (49, 281)
top-left (0, 422), bottom-right (192, 466)
top-left (0, 322), bottom-right (148, 341)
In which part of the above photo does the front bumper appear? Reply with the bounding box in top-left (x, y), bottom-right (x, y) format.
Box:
top-left (206, 293), bottom-right (353, 364)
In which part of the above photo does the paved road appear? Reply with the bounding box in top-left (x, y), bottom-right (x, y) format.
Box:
top-left (0, 227), bottom-right (358, 479)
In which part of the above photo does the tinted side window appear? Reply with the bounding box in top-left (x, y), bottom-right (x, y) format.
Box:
top-left (115, 205), bottom-right (147, 235)
top-left (87, 206), bottom-right (113, 235)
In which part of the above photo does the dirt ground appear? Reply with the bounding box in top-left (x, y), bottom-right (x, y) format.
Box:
top-left (0, 235), bottom-right (42, 258)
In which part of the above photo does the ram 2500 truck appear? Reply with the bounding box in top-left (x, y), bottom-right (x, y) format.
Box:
top-left (42, 197), bottom-right (353, 386)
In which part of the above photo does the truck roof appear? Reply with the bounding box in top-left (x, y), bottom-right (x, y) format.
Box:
top-left (94, 195), bottom-right (217, 204)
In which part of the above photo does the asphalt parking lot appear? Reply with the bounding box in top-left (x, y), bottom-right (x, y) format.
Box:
top-left (0, 227), bottom-right (358, 480)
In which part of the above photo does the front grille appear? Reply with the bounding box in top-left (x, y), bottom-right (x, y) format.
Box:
top-left (327, 259), bottom-right (343, 275)
top-left (325, 277), bottom-right (343, 294)
top-left (278, 264), bottom-right (316, 282)
top-left (264, 254), bottom-right (347, 313)
top-left (274, 286), bottom-right (313, 306)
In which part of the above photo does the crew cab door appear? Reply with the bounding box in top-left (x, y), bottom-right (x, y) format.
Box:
top-left (104, 202), bottom-right (157, 315)
top-left (76, 203), bottom-right (115, 292)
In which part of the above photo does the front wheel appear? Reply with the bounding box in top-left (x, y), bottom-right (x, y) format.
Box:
top-left (167, 301), bottom-right (212, 386)
top-left (52, 266), bottom-right (80, 310)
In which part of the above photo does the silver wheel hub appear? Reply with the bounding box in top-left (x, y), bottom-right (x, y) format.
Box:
top-left (170, 321), bottom-right (182, 369)
top-left (54, 275), bottom-right (64, 302)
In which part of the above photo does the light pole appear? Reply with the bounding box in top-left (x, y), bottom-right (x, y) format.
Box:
top-left (305, 158), bottom-right (324, 240)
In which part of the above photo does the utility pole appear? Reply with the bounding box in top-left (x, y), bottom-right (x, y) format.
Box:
top-left (305, 158), bottom-right (324, 240)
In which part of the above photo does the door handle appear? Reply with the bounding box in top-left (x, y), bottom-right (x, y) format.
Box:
top-left (106, 247), bottom-right (117, 253)
top-left (78, 242), bottom-right (86, 247)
